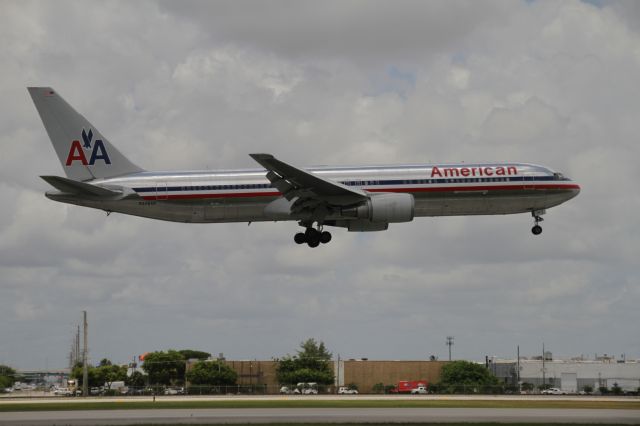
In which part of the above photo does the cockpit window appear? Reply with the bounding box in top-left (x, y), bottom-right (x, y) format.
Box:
top-left (553, 172), bottom-right (567, 181)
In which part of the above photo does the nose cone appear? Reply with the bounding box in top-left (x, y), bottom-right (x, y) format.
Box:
top-left (566, 180), bottom-right (581, 201)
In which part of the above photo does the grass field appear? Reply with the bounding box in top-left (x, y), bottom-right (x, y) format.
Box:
top-left (1, 398), bottom-right (639, 412)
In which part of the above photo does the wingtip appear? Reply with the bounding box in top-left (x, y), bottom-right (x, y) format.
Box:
top-left (27, 87), bottom-right (56, 97)
top-left (249, 153), bottom-right (274, 160)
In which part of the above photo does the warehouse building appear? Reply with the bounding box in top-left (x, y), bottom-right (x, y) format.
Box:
top-left (491, 356), bottom-right (640, 393)
top-left (337, 359), bottom-right (445, 393)
top-left (188, 359), bottom-right (445, 394)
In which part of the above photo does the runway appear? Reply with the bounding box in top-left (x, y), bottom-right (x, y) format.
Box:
top-left (1, 408), bottom-right (639, 425)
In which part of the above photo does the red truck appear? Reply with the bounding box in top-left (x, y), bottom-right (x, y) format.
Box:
top-left (390, 380), bottom-right (428, 393)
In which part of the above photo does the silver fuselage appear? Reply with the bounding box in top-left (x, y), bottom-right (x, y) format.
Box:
top-left (47, 162), bottom-right (580, 224)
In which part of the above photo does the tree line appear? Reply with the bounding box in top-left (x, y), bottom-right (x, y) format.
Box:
top-left (5, 341), bottom-right (512, 394)
top-left (68, 339), bottom-right (334, 389)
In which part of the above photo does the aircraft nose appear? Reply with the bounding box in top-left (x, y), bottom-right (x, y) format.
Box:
top-left (568, 181), bottom-right (581, 199)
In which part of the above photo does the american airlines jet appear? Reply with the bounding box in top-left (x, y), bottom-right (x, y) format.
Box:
top-left (29, 87), bottom-right (580, 248)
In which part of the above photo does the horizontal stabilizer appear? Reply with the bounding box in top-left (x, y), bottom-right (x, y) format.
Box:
top-left (40, 175), bottom-right (122, 197)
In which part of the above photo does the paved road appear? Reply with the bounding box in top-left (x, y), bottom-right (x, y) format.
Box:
top-left (1, 408), bottom-right (639, 425)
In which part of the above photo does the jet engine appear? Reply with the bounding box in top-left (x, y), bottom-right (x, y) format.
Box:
top-left (342, 193), bottom-right (415, 223)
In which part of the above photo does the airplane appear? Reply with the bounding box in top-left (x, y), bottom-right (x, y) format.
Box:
top-left (28, 87), bottom-right (580, 248)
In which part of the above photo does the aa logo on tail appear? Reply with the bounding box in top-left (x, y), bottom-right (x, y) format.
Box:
top-left (65, 129), bottom-right (111, 166)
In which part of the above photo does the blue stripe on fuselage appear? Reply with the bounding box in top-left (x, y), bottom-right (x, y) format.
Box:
top-left (132, 175), bottom-right (560, 193)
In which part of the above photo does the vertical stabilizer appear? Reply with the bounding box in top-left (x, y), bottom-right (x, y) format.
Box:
top-left (28, 87), bottom-right (144, 181)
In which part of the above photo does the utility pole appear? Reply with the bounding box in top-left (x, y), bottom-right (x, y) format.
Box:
top-left (541, 342), bottom-right (545, 389)
top-left (336, 354), bottom-right (340, 394)
top-left (76, 325), bottom-right (81, 365)
top-left (82, 311), bottom-right (88, 397)
top-left (446, 336), bottom-right (454, 361)
top-left (517, 345), bottom-right (520, 385)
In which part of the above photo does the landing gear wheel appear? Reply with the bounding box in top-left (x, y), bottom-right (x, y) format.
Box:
top-left (296, 223), bottom-right (332, 247)
top-left (530, 210), bottom-right (545, 237)
top-left (305, 228), bottom-right (321, 247)
top-left (320, 231), bottom-right (332, 244)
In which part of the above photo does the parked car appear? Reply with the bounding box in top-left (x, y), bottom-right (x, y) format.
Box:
top-left (293, 382), bottom-right (318, 395)
top-left (164, 387), bottom-right (184, 395)
top-left (541, 387), bottom-right (567, 395)
top-left (410, 386), bottom-right (428, 394)
top-left (338, 386), bottom-right (358, 395)
top-left (53, 387), bottom-right (73, 396)
top-left (279, 386), bottom-right (292, 394)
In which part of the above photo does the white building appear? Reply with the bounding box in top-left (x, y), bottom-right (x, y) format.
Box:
top-left (492, 357), bottom-right (640, 393)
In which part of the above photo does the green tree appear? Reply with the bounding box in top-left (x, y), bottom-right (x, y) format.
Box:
top-left (520, 382), bottom-right (534, 393)
top-left (142, 350), bottom-right (186, 385)
top-left (611, 382), bottom-right (623, 395)
top-left (70, 363), bottom-right (101, 388)
top-left (96, 363), bottom-right (127, 389)
top-left (186, 361), bottom-right (237, 387)
top-left (372, 383), bottom-right (385, 394)
top-left (582, 385), bottom-right (593, 394)
top-left (125, 371), bottom-right (147, 388)
top-left (277, 366), bottom-right (333, 385)
top-left (70, 360), bottom-right (127, 388)
top-left (384, 384), bottom-right (397, 394)
top-left (0, 365), bottom-right (16, 389)
top-left (438, 360), bottom-right (501, 394)
top-left (276, 338), bottom-right (334, 386)
top-left (298, 338), bottom-right (331, 363)
top-left (179, 350), bottom-right (211, 361)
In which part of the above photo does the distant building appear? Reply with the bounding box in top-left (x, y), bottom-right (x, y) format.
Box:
top-left (187, 356), bottom-right (640, 394)
top-left (186, 359), bottom-right (445, 394)
top-left (336, 359), bottom-right (445, 393)
top-left (492, 356), bottom-right (640, 393)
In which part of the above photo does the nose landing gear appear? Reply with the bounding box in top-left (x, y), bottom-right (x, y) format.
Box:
top-left (294, 224), bottom-right (332, 247)
top-left (531, 209), bottom-right (545, 235)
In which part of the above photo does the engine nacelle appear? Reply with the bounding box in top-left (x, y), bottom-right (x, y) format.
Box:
top-left (346, 220), bottom-right (389, 232)
top-left (343, 193), bottom-right (415, 223)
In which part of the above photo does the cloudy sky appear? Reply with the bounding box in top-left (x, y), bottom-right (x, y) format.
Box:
top-left (1, 0), bottom-right (639, 370)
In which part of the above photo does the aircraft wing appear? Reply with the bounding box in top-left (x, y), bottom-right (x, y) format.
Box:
top-left (249, 154), bottom-right (367, 206)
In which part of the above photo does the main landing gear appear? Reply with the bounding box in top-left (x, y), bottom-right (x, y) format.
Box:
top-left (294, 225), bottom-right (332, 248)
top-left (531, 209), bottom-right (545, 235)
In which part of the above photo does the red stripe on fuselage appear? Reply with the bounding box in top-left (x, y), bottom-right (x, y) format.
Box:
top-left (143, 191), bottom-right (282, 200)
top-left (368, 183), bottom-right (581, 194)
top-left (139, 184), bottom-right (579, 201)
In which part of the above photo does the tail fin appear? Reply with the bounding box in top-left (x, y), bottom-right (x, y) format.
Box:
top-left (28, 87), bottom-right (144, 181)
